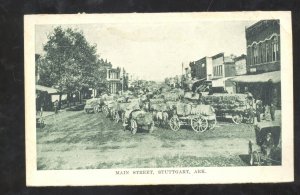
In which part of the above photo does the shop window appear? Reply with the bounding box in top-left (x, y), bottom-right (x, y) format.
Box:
top-left (266, 41), bottom-right (269, 62)
top-left (260, 43), bottom-right (264, 63)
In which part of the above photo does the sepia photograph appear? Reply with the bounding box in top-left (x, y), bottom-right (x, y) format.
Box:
top-left (25, 12), bottom-right (293, 185)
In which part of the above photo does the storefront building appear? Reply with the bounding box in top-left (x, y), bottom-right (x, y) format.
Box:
top-left (232, 20), bottom-right (281, 108)
top-left (106, 67), bottom-right (121, 94)
top-left (211, 53), bottom-right (236, 93)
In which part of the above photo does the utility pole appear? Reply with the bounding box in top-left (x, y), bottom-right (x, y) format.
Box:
top-left (181, 62), bottom-right (184, 89)
top-left (122, 67), bottom-right (124, 94)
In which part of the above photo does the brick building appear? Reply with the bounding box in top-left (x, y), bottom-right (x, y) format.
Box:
top-left (232, 20), bottom-right (281, 108)
top-left (210, 53), bottom-right (236, 93)
top-left (234, 54), bottom-right (247, 76)
top-left (189, 56), bottom-right (213, 81)
top-left (246, 20), bottom-right (280, 74)
top-left (189, 57), bottom-right (213, 92)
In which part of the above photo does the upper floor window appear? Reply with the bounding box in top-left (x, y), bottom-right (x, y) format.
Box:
top-left (253, 45), bottom-right (258, 64)
top-left (272, 36), bottom-right (279, 61)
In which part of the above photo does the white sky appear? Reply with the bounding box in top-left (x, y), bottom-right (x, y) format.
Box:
top-left (35, 20), bottom-right (257, 81)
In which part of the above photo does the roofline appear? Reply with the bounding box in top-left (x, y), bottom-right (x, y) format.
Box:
top-left (246, 20), bottom-right (280, 32)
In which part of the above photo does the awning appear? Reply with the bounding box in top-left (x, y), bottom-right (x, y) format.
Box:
top-left (36, 85), bottom-right (59, 94)
top-left (230, 71), bottom-right (280, 83)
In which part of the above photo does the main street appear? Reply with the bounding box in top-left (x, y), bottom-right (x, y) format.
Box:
top-left (37, 110), bottom-right (254, 170)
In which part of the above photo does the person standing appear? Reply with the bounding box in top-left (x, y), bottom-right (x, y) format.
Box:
top-left (270, 88), bottom-right (278, 121)
top-left (54, 100), bottom-right (59, 114)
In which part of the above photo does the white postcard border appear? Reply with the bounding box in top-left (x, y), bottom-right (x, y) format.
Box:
top-left (25, 11), bottom-right (294, 186)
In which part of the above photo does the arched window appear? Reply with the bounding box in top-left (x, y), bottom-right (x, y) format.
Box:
top-left (265, 40), bottom-right (269, 62)
top-left (253, 44), bottom-right (258, 64)
top-left (259, 43), bottom-right (264, 63)
top-left (272, 35), bottom-right (279, 61)
top-left (248, 46), bottom-right (252, 65)
top-left (274, 35), bottom-right (280, 61)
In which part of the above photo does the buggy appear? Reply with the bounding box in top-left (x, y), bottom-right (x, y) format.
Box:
top-left (169, 102), bottom-right (216, 133)
top-left (248, 121), bottom-right (281, 166)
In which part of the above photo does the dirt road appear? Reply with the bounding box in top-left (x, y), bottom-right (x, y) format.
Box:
top-left (37, 111), bottom-right (254, 170)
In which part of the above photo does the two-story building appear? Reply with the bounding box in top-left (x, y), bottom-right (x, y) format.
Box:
top-left (107, 67), bottom-right (121, 94)
top-left (234, 54), bottom-right (247, 76)
top-left (211, 53), bottom-right (236, 93)
top-left (231, 20), bottom-right (281, 108)
top-left (189, 57), bottom-right (213, 92)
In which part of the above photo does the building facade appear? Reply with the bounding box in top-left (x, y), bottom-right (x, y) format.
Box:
top-left (211, 53), bottom-right (236, 93)
top-left (212, 53), bottom-right (236, 79)
top-left (189, 57), bottom-right (213, 81)
top-left (234, 54), bottom-right (247, 76)
top-left (246, 20), bottom-right (280, 74)
top-left (232, 20), bottom-right (281, 108)
top-left (106, 67), bottom-right (121, 94)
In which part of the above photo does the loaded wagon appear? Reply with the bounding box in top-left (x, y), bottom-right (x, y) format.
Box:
top-left (123, 109), bottom-right (154, 135)
top-left (168, 102), bottom-right (216, 133)
top-left (99, 94), bottom-right (115, 108)
top-left (248, 121), bottom-right (281, 166)
top-left (201, 93), bottom-right (255, 124)
top-left (84, 98), bottom-right (102, 113)
top-left (113, 98), bottom-right (141, 123)
top-left (102, 100), bottom-right (118, 118)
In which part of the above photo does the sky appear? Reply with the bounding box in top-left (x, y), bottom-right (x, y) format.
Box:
top-left (35, 20), bottom-right (257, 81)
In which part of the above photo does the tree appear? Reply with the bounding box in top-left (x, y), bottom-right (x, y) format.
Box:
top-left (38, 27), bottom-right (105, 106)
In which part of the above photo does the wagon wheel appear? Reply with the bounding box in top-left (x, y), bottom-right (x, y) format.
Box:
top-left (130, 119), bottom-right (138, 134)
top-left (169, 116), bottom-right (180, 131)
top-left (149, 121), bottom-right (155, 133)
top-left (232, 113), bottom-right (243, 124)
top-left (191, 116), bottom-right (208, 133)
top-left (93, 106), bottom-right (99, 113)
top-left (208, 115), bottom-right (217, 130)
top-left (114, 112), bottom-right (120, 123)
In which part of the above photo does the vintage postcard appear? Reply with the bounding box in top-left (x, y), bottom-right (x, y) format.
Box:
top-left (25, 12), bottom-right (293, 186)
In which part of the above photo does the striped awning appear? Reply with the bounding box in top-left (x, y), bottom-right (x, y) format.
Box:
top-left (230, 71), bottom-right (280, 83)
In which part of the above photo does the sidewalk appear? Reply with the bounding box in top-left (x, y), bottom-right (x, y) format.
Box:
top-left (40, 103), bottom-right (85, 118)
top-left (255, 110), bottom-right (281, 126)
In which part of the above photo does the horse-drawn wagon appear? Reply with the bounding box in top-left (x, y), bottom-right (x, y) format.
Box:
top-left (123, 109), bottom-right (154, 135)
top-left (201, 93), bottom-right (255, 124)
top-left (84, 98), bottom-right (102, 113)
top-left (168, 102), bottom-right (216, 133)
top-left (149, 98), bottom-right (170, 127)
top-left (113, 98), bottom-right (141, 123)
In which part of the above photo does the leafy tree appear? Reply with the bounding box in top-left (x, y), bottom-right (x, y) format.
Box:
top-left (38, 26), bottom-right (108, 105)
